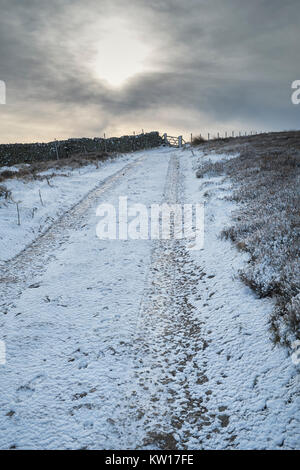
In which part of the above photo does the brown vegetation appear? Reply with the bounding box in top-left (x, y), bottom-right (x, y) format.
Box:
top-left (0, 151), bottom-right (115, 184)
top-left (195, 131), bottom-right (300, 347)
top-left (191, 135), bottom-right (206, 146)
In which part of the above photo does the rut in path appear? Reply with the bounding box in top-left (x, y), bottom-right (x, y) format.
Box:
top-left (122, 154), bottom-right (224, 450)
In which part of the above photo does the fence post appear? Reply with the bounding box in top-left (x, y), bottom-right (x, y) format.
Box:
top-left (55, 139), bottom-right (59, 160)
top-left (208, 133), bottom-right (210, 140)
top-left (163, 133), bottom-right (168, 145)
top-left (178, 136), bottom-right (183, 148)
top-left (16, 202), bottom-right (20, 226)
top-left (191, 133), bottom-right (193, 144)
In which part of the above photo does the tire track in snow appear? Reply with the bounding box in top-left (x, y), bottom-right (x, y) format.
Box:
top-left (121, 153), bottom-right (224, 449)
top-left (0, 155), bottom-right (146, 314)
top-left (0, 149), bottom-right (173, 450)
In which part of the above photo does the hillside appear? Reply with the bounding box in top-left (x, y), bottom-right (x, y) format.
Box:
top-left (192, 131), bottom-right (300, 347)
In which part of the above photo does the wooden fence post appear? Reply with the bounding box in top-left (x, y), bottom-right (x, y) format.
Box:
top-left (39, 189), bottom-right (44, 206)
top-left (55, 139), bottom-right (59, 160)
top-left (16, 202), bottom-right (20, 226)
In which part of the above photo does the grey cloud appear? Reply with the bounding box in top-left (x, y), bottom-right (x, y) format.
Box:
top-left (0, 0), bottom-right (299, 142)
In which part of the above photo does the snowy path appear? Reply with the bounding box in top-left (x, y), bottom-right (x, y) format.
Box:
top-left (0, 148), bottom-right (299, 449)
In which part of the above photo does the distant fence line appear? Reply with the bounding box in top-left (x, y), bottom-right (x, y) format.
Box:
top-left (190, 130), bottom-right (262, 143)
top-left (163, 131), bottom-right (262, 147)
top-left (0, 130), bottom-right (268, 167)
top-left (0, 131), bottom-right (163, 167)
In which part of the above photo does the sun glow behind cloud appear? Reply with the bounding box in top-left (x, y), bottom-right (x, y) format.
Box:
top-left (92, 18), bottom-right (153, 87)
top-left (1, 0), bottom-right (299, 144)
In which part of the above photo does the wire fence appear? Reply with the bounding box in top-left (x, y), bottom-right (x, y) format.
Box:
top-left (189, 130), bottom-right (264, 143)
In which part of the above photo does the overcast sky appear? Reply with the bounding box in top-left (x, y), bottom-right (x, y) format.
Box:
top-left (0, 0), bottom-right (299, 143)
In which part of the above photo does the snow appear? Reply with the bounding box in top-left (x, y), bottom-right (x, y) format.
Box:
top-left (0, 152), bottom-right (144, 262)
top-left (0, 146), bottom-right (299, 449)
top-left (193, 151), bottom-right (238, 165)
top-left (0, 164), bottom-right (30, 173)
top-left (181, 148), bottom-right (300, 449)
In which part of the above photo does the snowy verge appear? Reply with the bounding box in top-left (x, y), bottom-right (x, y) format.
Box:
top-left (191, 137), bottom-right (300, 348)
top-left (0, 151), bottom-right (146, 262)
top-left (180, 148), bottom-right (299, 449)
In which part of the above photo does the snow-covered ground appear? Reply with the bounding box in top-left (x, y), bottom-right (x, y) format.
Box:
top-left (0, 147), bottom-right (298, 449)
top-left (0, 152), bottom-right (147, 262)
top-left (181, 149), bottom-right (299, 449)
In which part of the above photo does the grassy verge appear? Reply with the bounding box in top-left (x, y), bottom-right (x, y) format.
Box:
top-left (0, 151), bottom-right (114, 184)
top-left (194, 131), bottom-right (300, 347)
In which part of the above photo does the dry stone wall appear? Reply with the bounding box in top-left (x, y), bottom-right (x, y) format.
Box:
top-left (0, 132), bottom-right (163, 166)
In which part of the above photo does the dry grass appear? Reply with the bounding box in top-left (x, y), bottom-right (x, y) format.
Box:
top-left (0, 184), bottom-right (11, 200)
top-left (195, 131), bottom-right (300, 347)
top-left (0, 151), bottom-right (115, 184)
top-left (191, 135), bottom-right (206, 146)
